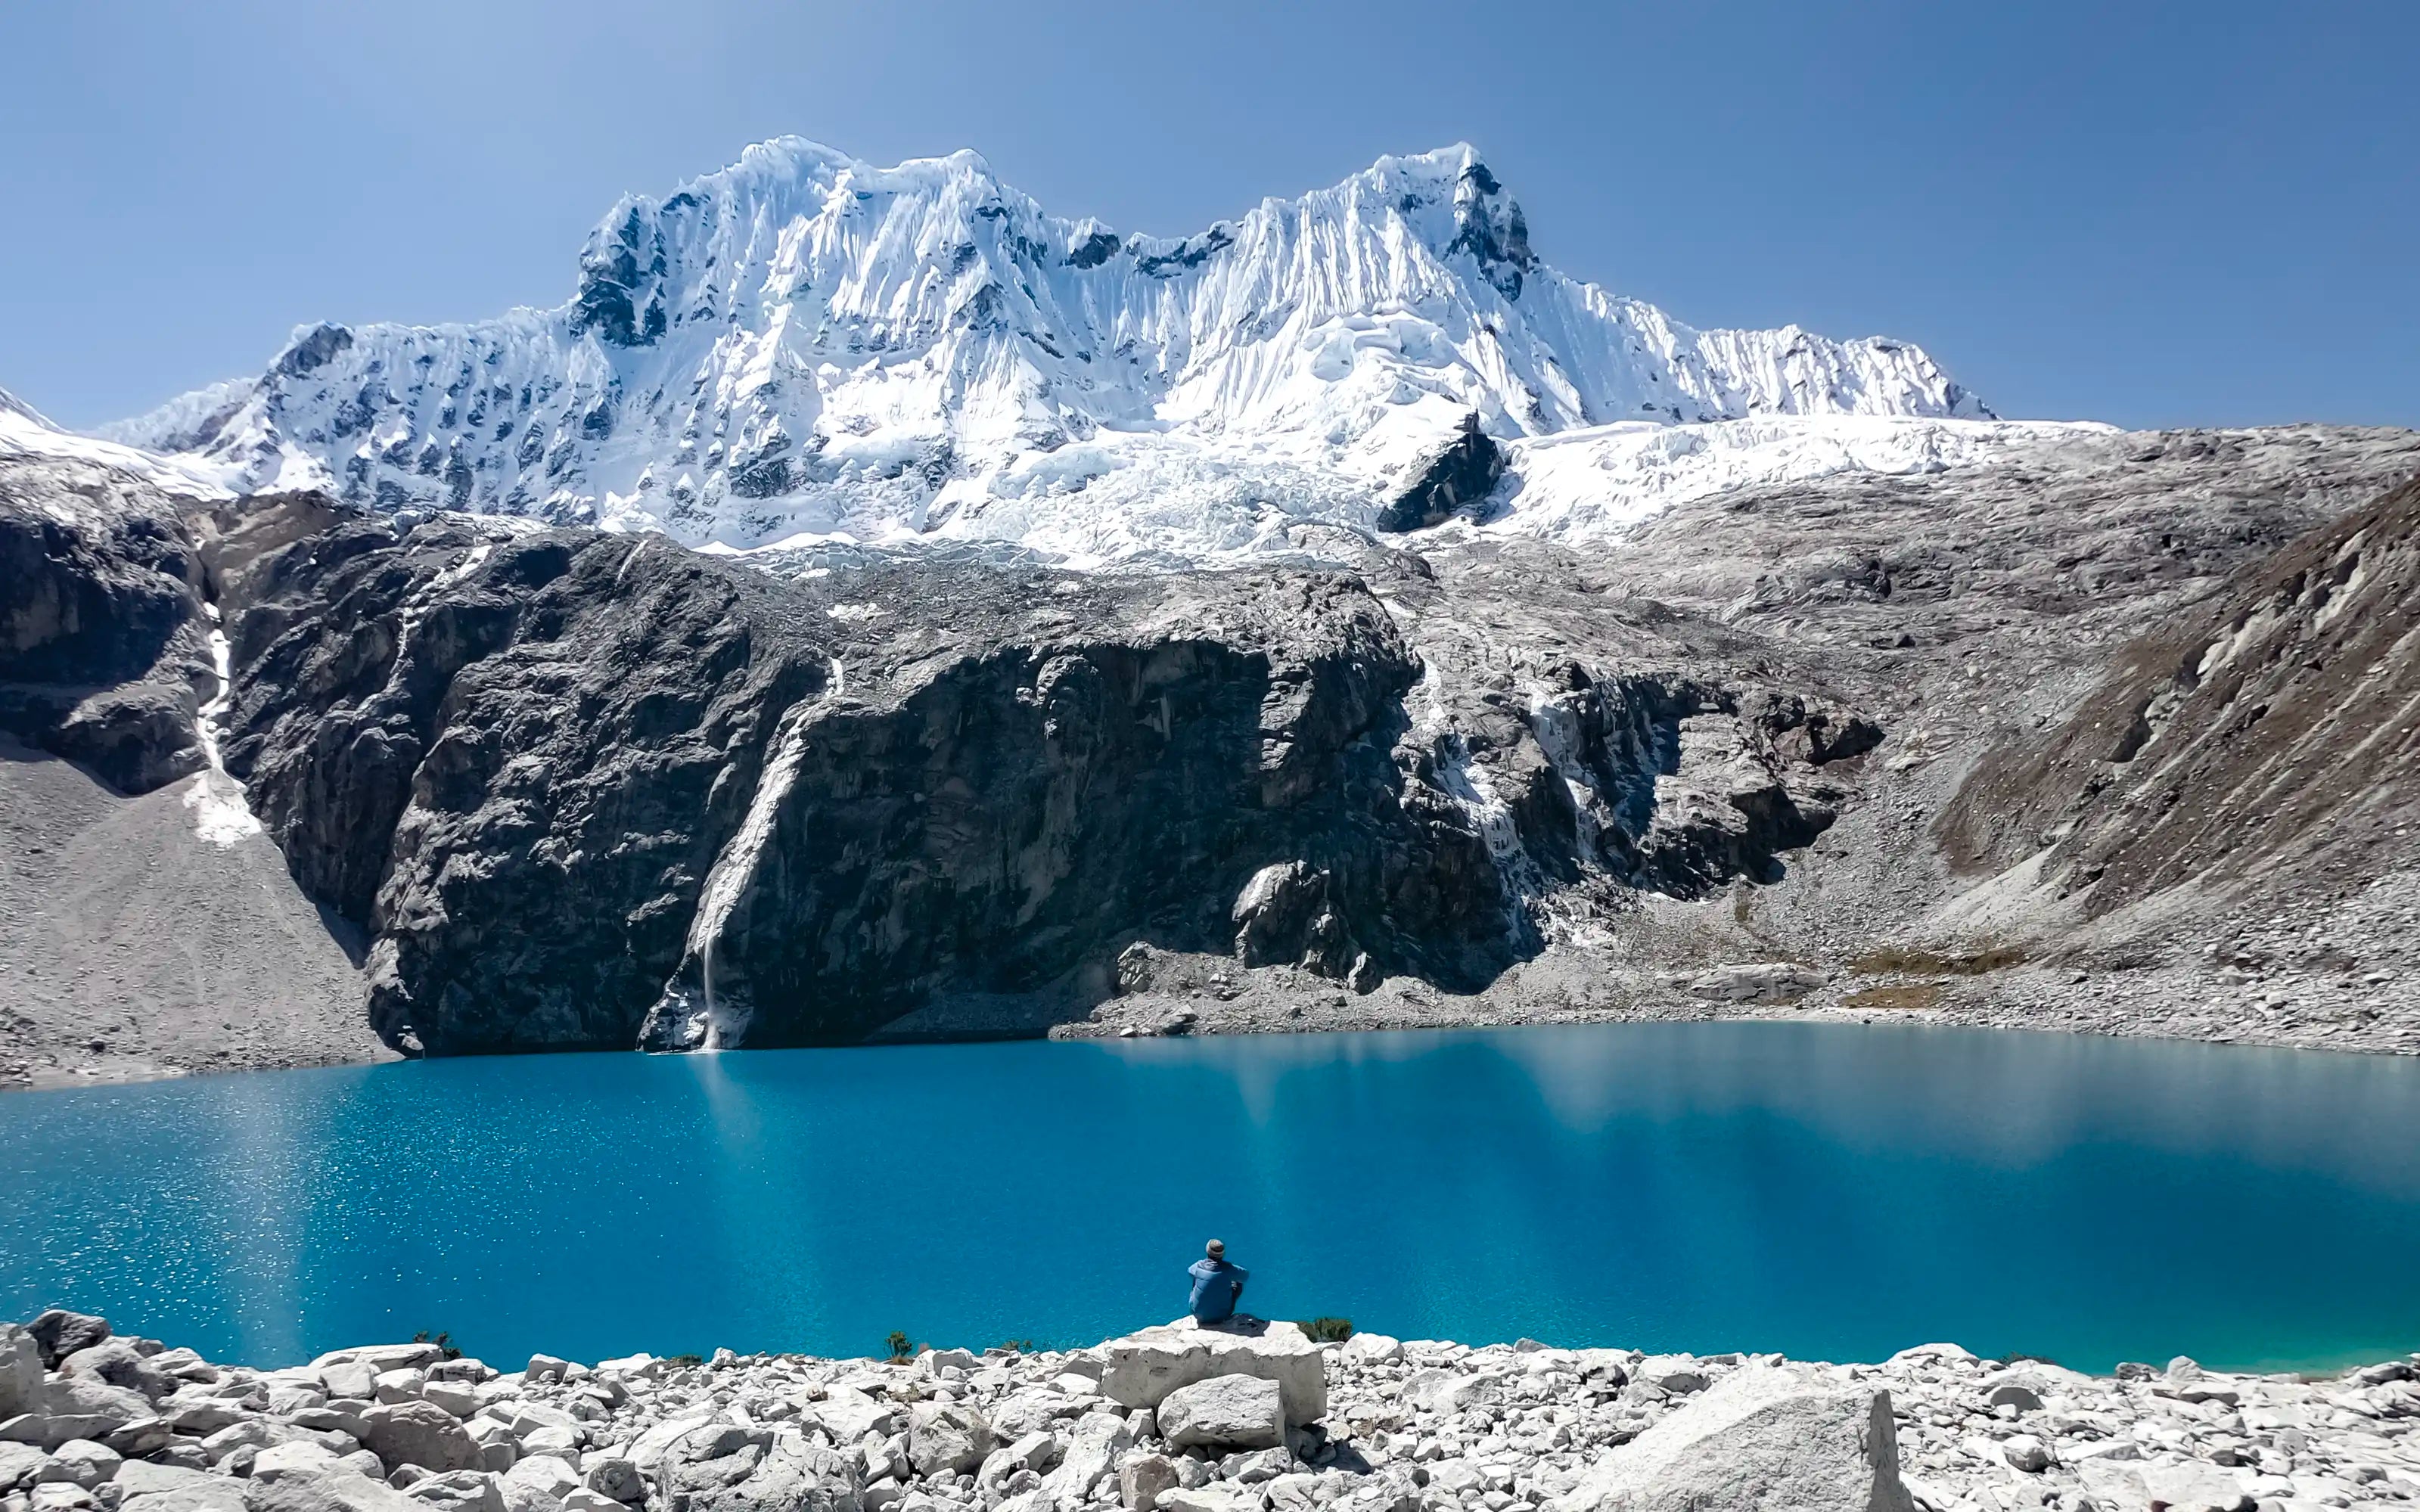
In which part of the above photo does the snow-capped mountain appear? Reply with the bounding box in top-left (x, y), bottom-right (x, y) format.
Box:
top-left (107, 139), bottom-right (2005, 564)
top-left (2, 383), bottom-right (230, 498)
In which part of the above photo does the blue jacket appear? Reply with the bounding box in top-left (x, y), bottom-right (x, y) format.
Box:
top-left (1188, 1258), bottom-right (1248, 1324)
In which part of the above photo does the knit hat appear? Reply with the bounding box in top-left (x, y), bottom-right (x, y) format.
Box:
top-left (1206, 1239), bottom-right (1226, 1258)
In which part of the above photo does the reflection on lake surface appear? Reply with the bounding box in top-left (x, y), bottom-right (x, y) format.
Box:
top-left (2, 1022), bottom-right (2416, 1371)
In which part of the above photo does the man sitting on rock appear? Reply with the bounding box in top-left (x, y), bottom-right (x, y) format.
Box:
top-left (1188, 1238), bottom-right (1249, 1324)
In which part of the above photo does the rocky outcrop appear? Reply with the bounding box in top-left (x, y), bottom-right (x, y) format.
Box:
top-left (1376, 418), bottom-right (1502, 535)
top-left (0, 461), bottom-right (210, 794)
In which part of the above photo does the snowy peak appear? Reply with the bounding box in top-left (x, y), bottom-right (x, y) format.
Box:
top-left (103, 138), bottom-right (1996, 560)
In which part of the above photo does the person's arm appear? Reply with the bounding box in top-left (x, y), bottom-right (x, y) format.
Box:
top-left (1230, 1265), bottom-right (1249, 1303)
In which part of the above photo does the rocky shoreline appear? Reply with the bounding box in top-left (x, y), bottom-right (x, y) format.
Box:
top-left (4, 1310), bottom-right (2415, 1512)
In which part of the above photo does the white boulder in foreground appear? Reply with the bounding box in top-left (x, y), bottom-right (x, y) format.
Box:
top-left (1099, 1320), bottom-right (1326, 1427)
top-left (1156, 1377), bottom-right (1285, 1452)
top-left (1553, 1364), bottom-right (1911, 1512)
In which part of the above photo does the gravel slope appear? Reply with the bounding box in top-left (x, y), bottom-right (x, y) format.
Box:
top-left (0, 737), bottom-right (389, 1090)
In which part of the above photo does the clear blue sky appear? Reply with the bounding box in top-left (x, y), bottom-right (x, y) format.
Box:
top-left (2, 0), bottom-right (2412, 432)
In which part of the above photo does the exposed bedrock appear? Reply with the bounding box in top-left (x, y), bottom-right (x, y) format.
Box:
top-left (0, 458), bottom-right (361, 799)
top-left (0, 462), bottom-right (210, 793)
top-left (218, 516), bottom-right (1865, 1054)
top-left (1376, 415), bottom-right (1503, 535)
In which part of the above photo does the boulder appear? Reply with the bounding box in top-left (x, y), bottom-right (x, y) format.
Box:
top-left (1000, 1433), bottom-right (1057, 1474)
top-left (2, 1417), bottom-right (126, 1453)
top-left (0, 1327), bottom-right (42, 1418)
top-left (906, 1402), bottom-right (995, 1476)
top-left (1399, 1370), bottom-right (1493, 1415)
top-left (1155, 1489), bottom-right (1264, 1512)
top-left (30, 1483), bottom-right (98, 1512)
top-left (1552, 1364), bottom-right (1912, 1512)
top-left (516, 1428), bottom-right (579, 1462)
top-left (1335, 1335), bottom-right (1401, 1368)
top-left (579, 1459), bottom-right (641, 1506)
top-left (1118, 1454), bottom-right (1179, 1512)
top-left (1099, 1321), bottom-right (1325, 1427)
top-left (2, 1440), bottom-right (48, 1489)
top-left (243, 1470), bottom-right (433, 1512)
top-left (27, 1314), bottom-right (111, 1371)
top-left (1158, 1377), bottom-right (1285, 1452)
top-left (624, 1415), bottom-right (717, 1476)
top-left (1984, 1382), bottom-right (2044, 1413)
top-left (310, 1348), bottom-right (443, 1377)
top-left (42, 1377), bottom-right (152, 1428)
top-left (2001, 1434), bottom-right (2052, 1473)
top-left (44, 1440), bottom-right (122, 1488)
top-left (318, 1366), bottom-right (378, 1402)
top-left (1629, 1358), bottom-right (1708, 1395)
top-left (800, 1387), bottom-right (894, 1444)
top-left (120, 1485), bottom-right (250, 1512)
top-left (1215, 1448), bottom-right (1291, 1484)
top-left (2074, 1458), bottom-right (2253, 1512)
top-left (590, 1357), bottom-right (661, 1383)
top-left (499, 1455), bottom-right (579, 1512)
top-left (45, 682), bottom-right (207, 794)
top-left (360, 1402), bottom-right (481, 1475)
top-left (654, 1427), bottom-right (862, 1512)
top-left (103, 1417), bottom-right (175, 1458)
top-left (252, 1442), bottom-right (346, 1482)
top-left (1040, 1412), bottom-right (1132, 1503)
top-left (372, 1372), bottom-right (427, 1406)
top-left (164, 1403), bottom-right (248, 1436)
top-left (113, 1464), bottom-right (224, 1498)
top-left (266, 1386), bottom-right (329, 1418)
top-left (402, 1471), bottom-right (505, 1512)
top-left (60, 1343), bottom-right (172, 1402)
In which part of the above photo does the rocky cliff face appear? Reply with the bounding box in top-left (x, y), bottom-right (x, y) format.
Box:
top-left (0, 455), bottom-right (211, 795)
top-left (211, 508), bottom-right (1876, 1054)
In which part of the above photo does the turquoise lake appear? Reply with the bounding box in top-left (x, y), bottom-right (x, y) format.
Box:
top-left (3, 1022), bottom-right (2418, 1373)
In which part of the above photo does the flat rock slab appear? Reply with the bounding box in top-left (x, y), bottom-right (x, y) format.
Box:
top-left (1099, 1320), bottom-right (1325, 1427)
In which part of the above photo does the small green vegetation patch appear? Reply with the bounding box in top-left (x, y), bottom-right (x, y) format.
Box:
top-left (1848, 944), bottom-right (2027, 976)
top-left (1297, 1317), bottom-right (1354, 1343)
top-left (1842, 983), bottom-right (1944, 1011)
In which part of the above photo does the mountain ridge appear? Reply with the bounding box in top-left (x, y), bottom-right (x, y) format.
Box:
top-left (101, 138), bottom-right (1996, 562)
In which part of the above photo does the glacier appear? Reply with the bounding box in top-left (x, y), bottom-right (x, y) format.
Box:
top-left (101, 138), bottom-right (2037, 566)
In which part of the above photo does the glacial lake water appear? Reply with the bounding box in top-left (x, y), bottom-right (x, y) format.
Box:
top-left (4, 1022), bottom-right (2418, 1374)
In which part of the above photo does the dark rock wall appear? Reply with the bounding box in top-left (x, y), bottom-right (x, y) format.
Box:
top-left (0, 463), bottom-right (210, 793)
top-left (224, 525), bottom-right (1545, 1051)
top-left (184, 485), bottom-right (1897, 1055)
top-left (1378, 416), bottom-right (1503, 533)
